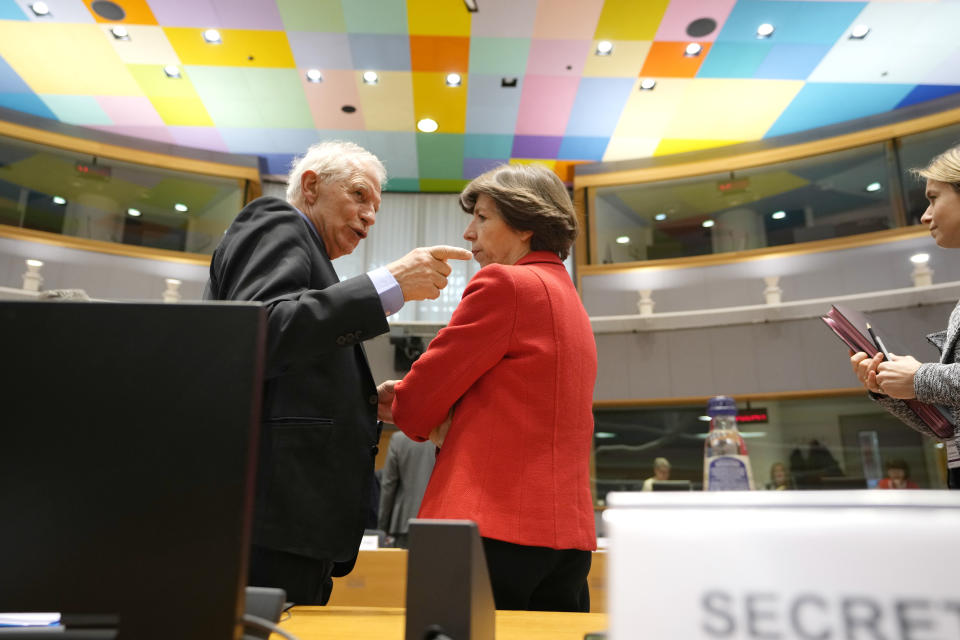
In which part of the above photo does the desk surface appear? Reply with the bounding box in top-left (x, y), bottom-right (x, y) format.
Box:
top-left (278, 606), bottom-right (607, 640)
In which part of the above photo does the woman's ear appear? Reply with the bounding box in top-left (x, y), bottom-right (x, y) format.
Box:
top-left (519, 229), bottom-right (534, 244)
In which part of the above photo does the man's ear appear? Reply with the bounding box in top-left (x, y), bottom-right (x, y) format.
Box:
top-left (300, 170), bottom-right (318, 205)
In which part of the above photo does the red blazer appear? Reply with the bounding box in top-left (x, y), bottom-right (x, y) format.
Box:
top-left (392, 251), bottom-right (597, 551)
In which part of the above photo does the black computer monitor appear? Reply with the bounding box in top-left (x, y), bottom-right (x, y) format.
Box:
top-left (651, 480), bottom-right (693, 492)
top-left (0, 301), bottom-right (265, 640)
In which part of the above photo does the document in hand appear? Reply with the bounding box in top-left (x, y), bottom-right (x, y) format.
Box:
top-left (821, 304), bottom-right (955, 438)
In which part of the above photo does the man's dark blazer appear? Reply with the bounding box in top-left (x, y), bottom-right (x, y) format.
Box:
top-left (205, 196), bottom-right (389, 563)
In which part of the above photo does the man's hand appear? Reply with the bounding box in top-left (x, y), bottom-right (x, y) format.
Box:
top-left (876, 354), bottom-right (922, 399)
top-left (377, 379), bottom-right (399, 422)
top-left (428, 408), bottom-right (454, 448)
top-left (387, 245), bottom-right (473, 302)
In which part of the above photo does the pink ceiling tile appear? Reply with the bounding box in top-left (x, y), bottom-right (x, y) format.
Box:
top-left (655, 0), bottom-right (737, 42)
top-left (471, 0), bottom-right (539, 37)
top-left (147, 0), bottom-right (283, 29)
top-left (301, 69), bottom-right (365, 130)
top-left (90, 125), bottom-right (176, 145)
top-left (146, 0), bottom-right (219, 27)
top-left (526, 39), bottom-right (592, 76)
top-left (533, 0), bottom-right (605, 39)
top-left (168, 126), bottom-right (229, 153)
top-left (515, 75), bottom-right (580, 136)
top-left (96, 96), bottom-right (164, 127)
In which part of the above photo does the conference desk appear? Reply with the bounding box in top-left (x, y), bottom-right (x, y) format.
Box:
top-left (277, 606), bottom-right (607, 640)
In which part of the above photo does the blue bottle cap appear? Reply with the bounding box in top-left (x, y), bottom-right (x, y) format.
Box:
top-left (707, 395), bottom-right (737, 416)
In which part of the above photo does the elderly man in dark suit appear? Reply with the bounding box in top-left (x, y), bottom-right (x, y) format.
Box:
top-left (204, 140), bottom-right (470, 605)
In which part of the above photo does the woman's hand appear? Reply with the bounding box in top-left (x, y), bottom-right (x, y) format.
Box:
top-left (850, 350), bottom-right (884, 394)
top-left (428, 408), bottom-right (454, 448)
top-left (876, 354), bottom-right (922, 399)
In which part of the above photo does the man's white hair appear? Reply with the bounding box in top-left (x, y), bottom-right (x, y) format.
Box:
top-left (286, 140), bottom-right (387, 204)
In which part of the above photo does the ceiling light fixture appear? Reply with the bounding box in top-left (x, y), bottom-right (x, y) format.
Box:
top-left (702, 219), bottom-right (715, 228)
top-left (865, 182), bottom-right (882, 192)
top-left (910, 252), bottom-right (930, 264)
top-left (110, 25), bottom-right (130, 40)
top-left (29, 2), bottom-right (50, 16)
top-left (445, 73), bottom-right (462, 87)
top-left (639, 78), bottom-right (656, 91)
top-left (127, 208), bottom-right (142, 217)
top-left (771, 210), bottom-right (786, 220)
top-left (52, 196), bottom-right (66, 205)
top-left (362, 70), bottom-right (379, 85)
top-left (463, 0), bottom-right (478, 12)
top-left (305, 68), bottom-right (323, 83)
top-left (202, 29), bottom-right (222, 44)
top-left (163, 65), bottom-right (181, 78)
top-left (417, 118), bottom-right (439, 133)
top-left (684, 43), bottom-right (703, 57)
top-left (594, 432), bottom-right (616, 439)
top-left (756, 23), bottom-right (775, 38)
top-left (596, 40), bottom-right (613, 56)
top-left (174, 203), bottom-right (189, 213)
top-left (501, 77), bottom-right (518, 88)
top-left (850, 24), bottom-right (870, 39)
top-left (616, 236), bottom-right (630, 244)
top-left (654, 213), bottom-right (666, 221)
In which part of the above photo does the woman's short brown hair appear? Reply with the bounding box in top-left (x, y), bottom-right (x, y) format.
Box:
top-left (459, 164), bottom-right (579, 260)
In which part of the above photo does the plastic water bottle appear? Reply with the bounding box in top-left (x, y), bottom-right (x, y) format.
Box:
top-left (703, 395), bottom-right (755, 491)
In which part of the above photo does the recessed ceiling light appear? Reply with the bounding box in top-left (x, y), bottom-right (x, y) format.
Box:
top-left (127, 208), bottom-right (141, 217)
top-left (756, 23), bottom-right (775, 38)
top-left (596, 40), bottom-right (613, 56)
top-left (110, 25), bottom-right (130, 40)
top-left (305, 68), bottom-right (323, 83)
top-left (639, 78), bottom-right (656, 91)
top-left (594, 432), bottom-right (617, 439)
top-left (698, 415), bottom-right (712, 422)
top-left (616, 236), bottom-right (630, 244)
top-left (52, 196), bottom-right (66, 205)
top-left (163, 65), bottom-right (181, 78)
top-left (202, 29), bottom-right (222, 44)
top-left (463, 0), bottom-right (478, 11)
top-left (362, 70), bottom-right (379, 84)
top-left (702, 219), bottom-right (715, 228)
top-left (771, 210), bottom-right (786, 220)
top-left (654, 213), bottom-right (666, 221)
top-left (445, 73), bottom-right (462, 87)
top-left (684, 43), bottom-right (703, 57)
top-left (174, 203), bottom-right (188, 213)
top-left (501, 77), bottom-right (518, 88)
top-left (910, 252), bottom-right (930, 264)
top-left (850, 24), bottom-right (870, 39)
top-left (865, 182), bottom-right (882, 192)
top-left (26, 259), bottom-right (44, 268)
top-left (30, 2), bottom-right (50, 16)
top-left (417, 118), bottom-right (439, 133)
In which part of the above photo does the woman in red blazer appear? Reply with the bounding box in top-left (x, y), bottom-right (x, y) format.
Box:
top-left (387, 164), bottom-right (598, 612)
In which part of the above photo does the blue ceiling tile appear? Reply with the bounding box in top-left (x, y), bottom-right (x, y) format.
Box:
top-left (766, 83), bottom-right (914, 138)
top-left (717, 0), bottom-right (867, 45)
top-left (754, 44), bottom-right (831, 81)
top-left (897, 85), bottom-right (960, 110)
top-left (348, 34), bottom-right (411, 71)
top-left (698, 42), bottom-right (770, 79)
top-left (558, 136), bottom-right (608, 161)
top-left (565, 77), bottom-right (634, 138)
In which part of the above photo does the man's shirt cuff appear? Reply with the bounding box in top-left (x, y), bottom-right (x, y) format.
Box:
top-left (369, 266), bottom-right (404, 317)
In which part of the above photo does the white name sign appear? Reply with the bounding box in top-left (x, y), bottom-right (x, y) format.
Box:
top-left (604, 491), bottom-right (960, 640)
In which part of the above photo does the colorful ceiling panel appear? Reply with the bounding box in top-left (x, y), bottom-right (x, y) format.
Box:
top-left (1, 0), bottom-right (959, 192)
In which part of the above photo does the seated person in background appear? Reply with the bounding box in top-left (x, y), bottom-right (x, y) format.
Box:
top-left (766, 461), bottom-right (791, 490)
top-left (381, 164), bottom-right (597, 613)
top-left (641, 457), bottom-right (671, 491)
top-left (876, 458), bottom-right (919, 489)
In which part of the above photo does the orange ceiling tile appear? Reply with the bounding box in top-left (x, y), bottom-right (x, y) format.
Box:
top-left (639, 41), bottom-right (712, 78)
top-left (82, 0), bottom-right (158, 25)
top-left (409, 36), bottom-right (470, 74)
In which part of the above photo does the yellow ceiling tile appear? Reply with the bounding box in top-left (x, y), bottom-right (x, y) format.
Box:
top-left (357, 71), bottom-right (414, 131)
top-left (612, 78), bottom-right (690, 138)
top-left (594, 0), bottom-right (670, 40)
top-left (128, 64), bottom-right (202, 99)
top-left (407, 0), bottom-right (471, 36)
top-left (148, 97), bottom-right (215, 127)
top-left (653, 138), bottom-right (742, 156)
top-left (509, 158), bottom-right (557, 169)
top-left (583, 40), bottom-right (652, 77)
top-left (102, 25), bottom-right (180, 65)
top-left (412, 72), bottom-right (467, 134)
top-left (0, 22), bottom-right (142, 95)
top-left (163, 28), bottom-right (295, 67)
top-left (662, 79), bottom-right (805, 141)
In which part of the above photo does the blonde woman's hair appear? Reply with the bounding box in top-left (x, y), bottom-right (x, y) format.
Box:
top-left (286, 140), bottom-right (387, 205)
top-left (459, 164), bottom-right (578, 260)
top-left (913, 145), bottom-right (960, 192)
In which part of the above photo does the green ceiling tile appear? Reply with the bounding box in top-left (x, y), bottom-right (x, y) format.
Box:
top-left (187, 67), bottom-right (313, 129)
top-left (342, 0), bottom-right (408, 34)
top-left (469, 38), bottom-right (530, 76)
top-left (40, 95), bottom-right (112, 126)
top-left (277, 0), bottom-right (345, 32)
top-left (418, 179), bottom-right (469, 192)
top-left (416, 133), bottom-right (464, 180)
top-left (464, 134), bottom-right (513, 158)
top-left (383, 178), bottom-right (420, 192)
